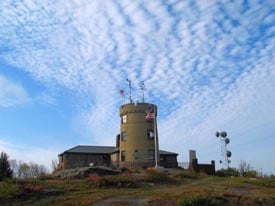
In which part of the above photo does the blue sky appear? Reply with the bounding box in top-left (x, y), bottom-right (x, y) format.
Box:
top-left (0, 0), bottom-right (274, 174)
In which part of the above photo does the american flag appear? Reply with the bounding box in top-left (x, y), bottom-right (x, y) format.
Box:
top-left (145, 110), bottom-right (155, 120)
top-left (119, 89), bottom-right (124, 96)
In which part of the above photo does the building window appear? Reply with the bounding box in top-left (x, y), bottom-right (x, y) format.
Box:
top-left (147, 129), bottom-right (154, 140)
top-left (133, 149), bottom-right (139, 160)
top-left (148, 149), bottom-right (155, 160)
top-left (122, 115), bottom-right (127, 123)
top-left (121, 151), bottom-right (126, 162)
top-left (121, 131), bottom-right (126, 141)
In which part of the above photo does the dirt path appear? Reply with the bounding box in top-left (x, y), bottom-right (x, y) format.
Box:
top-left (92, 195), bottom-right (150, 206)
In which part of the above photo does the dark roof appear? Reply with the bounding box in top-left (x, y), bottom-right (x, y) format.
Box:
top-left (159, 150), bottom-right (178, 156)
top-left (59, 145), bottom-right (177, 156)
top-left (60, 145), bottom-right (118, 155)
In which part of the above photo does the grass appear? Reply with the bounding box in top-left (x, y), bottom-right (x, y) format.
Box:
top-left (1, 170), bottom-right (274, 206)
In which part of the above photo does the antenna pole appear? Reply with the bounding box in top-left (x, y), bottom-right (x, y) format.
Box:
top-left (126, 79), bottom-right (132, 103)
top-left (139, 81), bottom-right (145, 102)
top-left (154, 105), bottom-right (158, 167)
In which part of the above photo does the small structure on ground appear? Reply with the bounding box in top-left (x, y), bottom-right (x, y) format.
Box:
top-left (189, 150), bottom-right (215, 175)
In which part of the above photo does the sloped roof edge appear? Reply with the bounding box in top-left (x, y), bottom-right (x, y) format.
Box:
top-left (59, 145), bottom-right (117, 155)
top-left (159, 150), bottom-right (178, 155)
top-left (59, 145), bottom-right (177, 156)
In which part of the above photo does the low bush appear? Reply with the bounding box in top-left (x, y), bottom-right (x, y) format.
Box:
top-left (86, 175), bottom-right (101, 187)
top-left (177, 194), bottom-right (211, 206)
top-left (86, 174), bottom-right (137, 188)
top-left (216, 168), bottom-right (239, 177)
top-left (145, 168), bottom-right (178, 184)
top-left (0, 180), bottom-right (45, 200)
top-left (174, 171), bottom-right (199, 179)
top-left (0, 182), bottom-right (19, 199)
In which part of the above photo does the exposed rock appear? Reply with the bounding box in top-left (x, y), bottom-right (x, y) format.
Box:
top-left (52, 166), bottom-right (120, 179)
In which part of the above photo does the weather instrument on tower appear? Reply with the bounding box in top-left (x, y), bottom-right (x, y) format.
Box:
top-left (126, 79), bottom-right (133, 103)
top-left (215, 131), bottom-right (232, 169)
top-left (139, 81), bottom-right (145, 102)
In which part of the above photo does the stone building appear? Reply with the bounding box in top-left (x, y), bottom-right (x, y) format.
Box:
top-left (58, 145), bottom-right (178, 170)
top-left (58, 102), bottom-right (178, 170)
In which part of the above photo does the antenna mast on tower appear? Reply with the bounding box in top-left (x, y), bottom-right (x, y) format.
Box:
top-left (139, 81), bottom-right (145, 102)
top-left (126, 79), bottom-right (133, 103)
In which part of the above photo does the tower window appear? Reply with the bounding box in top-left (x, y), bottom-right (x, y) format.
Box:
top-left (122, 115), bottom-right (127, 123)
top-left (147, 129), bottom-right (154, 140)
top-left (121, 151), bottom-right (126, 162)
top-left (133, 149), bottom-right (139, 159)
top-left (121, 131), bottom-right (126, 141)
top-left (148, 149), bottom-right (155, 160)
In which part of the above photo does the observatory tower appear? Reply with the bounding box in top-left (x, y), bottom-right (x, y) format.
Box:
top-left (118, 102), bottom-right (159, 167)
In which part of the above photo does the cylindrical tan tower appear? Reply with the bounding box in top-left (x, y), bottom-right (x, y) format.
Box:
top-left (119, 102), bottom-right (159, 168)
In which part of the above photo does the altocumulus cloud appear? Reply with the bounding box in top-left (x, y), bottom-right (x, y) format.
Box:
top-left (0, 0), bottom-right (274, 171)
top-left (0, 74), bottom-right (31, 107)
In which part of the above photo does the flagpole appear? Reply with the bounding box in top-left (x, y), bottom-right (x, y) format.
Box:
top-left (154, 105), bottom-right (158, 167)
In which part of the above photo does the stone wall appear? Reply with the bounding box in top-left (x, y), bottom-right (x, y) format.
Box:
top-left (190, 159), bottom-right (215, 175)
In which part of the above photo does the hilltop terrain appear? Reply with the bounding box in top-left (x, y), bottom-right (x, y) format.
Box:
top-left (1, 168), bottom-right (274, 206)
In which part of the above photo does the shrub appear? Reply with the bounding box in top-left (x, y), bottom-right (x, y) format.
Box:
top-left (177, 195), bottom-right (211, 206)
top-left (174, 171), bottom-right (199, 179)
top-left (0, 181), bottom-right (45, 200)
top-left (145, 168), bottom-right (178, 184)
top-left (105, 175), bottom-right (137, 188)
top-left (0, 182), bottom-right (19, 199)
top-left (216, 167), bottom-right (239, 177)
top-left (86, 174), bottom-right (137, 188)
top-left (23, 184), bottom-right (45, 193)
top-left (146, 169), bottom-right (168, 182)
top-left (86, 175), bottom-right (101, 187)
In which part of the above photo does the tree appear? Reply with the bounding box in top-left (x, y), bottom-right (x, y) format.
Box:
top-left (216, 167), bottom-right (239, 177)
top-left (51, 159), bottom-right (59, 172)
top-left (238, 160), bottom-right (257, 177)
top-left (9, 159), bottom-right (19, 178)
top-left (17, 161), bottom-right (48, 179)
top-left (0, 152), bottom-right (13, 181)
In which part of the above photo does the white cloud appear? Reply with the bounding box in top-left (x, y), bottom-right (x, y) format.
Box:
top-left (36, 92), bottom-right (56, 105)
top-left (0, 74), bottom-right (31, 107)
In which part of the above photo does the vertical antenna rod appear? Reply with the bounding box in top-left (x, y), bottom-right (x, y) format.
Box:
top-left (139, 81), bottom-right (145, 102)
top-left (126, 79), bottom-right (133, 103)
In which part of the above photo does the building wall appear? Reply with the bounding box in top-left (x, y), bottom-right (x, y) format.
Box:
top-left (160, 155), bottom-right (178, 168)
top-left (190, 159), bottom-right (215, 175)
top-left (59, 153), bottom-right (111, 169)
top-left (110, 152), bottom-right (119, 167)
top-left (119, 103), bottom-right (159, 167)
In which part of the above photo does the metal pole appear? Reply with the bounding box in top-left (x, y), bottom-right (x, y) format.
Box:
top-left (127, 79), bottom-right (132, 103)
top-left (154, 105), bottom-right (158, 167)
